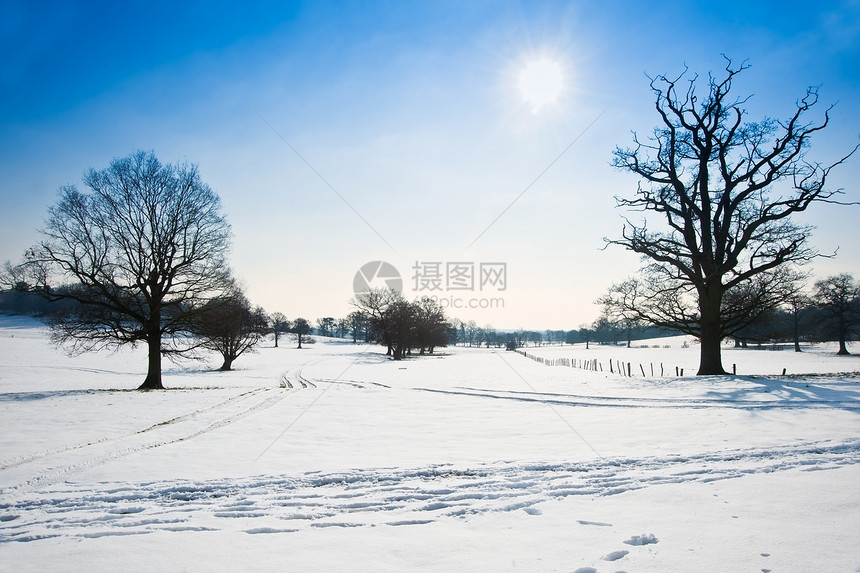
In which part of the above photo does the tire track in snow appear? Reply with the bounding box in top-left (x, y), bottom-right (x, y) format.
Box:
top-left (416, 386), bottom-right (860, 411)
top-left (0, 387), bottom-right (289, 494)
top-left (3, 438), bottom-right (859, 542)
top-left (0, 388), bottom-right (271, 471)
top-left (278, 370), bottom-right (318, 389)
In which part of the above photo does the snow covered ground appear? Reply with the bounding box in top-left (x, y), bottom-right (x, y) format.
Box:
top-left (1, 314), bottom-right (860, 572)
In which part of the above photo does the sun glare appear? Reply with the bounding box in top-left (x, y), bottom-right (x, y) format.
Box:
top-left (517, 57), bottom-right (564, 113)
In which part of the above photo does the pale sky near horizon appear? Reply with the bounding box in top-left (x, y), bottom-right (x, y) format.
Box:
top-left (2, 0), bottom-right (859, 330)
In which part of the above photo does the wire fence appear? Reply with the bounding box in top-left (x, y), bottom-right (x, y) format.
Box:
top-left (514, 349), bottom-right (686, 377)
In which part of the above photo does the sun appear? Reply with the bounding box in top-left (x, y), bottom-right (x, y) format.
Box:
top-left (517, 57), bottom-right (564, 114)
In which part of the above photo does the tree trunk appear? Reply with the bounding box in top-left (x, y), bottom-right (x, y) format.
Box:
top-left (837, 318), bottom-right (850, 355)
top-left (792, 310), bottom-right (802, 352)
top-left (697, 285), bottom-right (727, 375)
top-left (297, 333), bottom-right (303, 349)
top-left (219, 356), bottom-right (234, 371)
top-left (139, 334), bottom-right (164, 389)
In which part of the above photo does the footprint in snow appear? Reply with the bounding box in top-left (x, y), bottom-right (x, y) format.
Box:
top-left (624, 533), bottom-right (659, 546)
top-left (603, 549), bottom-right (629, 561)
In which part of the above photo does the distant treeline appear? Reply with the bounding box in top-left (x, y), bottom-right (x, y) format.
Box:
top-left (0, 286), bottom-right (79, 316)
top-left (3, 287), bottom-right (854, 350)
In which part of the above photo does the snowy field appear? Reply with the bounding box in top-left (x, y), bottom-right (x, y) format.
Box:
top-left (2, 314), bottom-right (860, 572)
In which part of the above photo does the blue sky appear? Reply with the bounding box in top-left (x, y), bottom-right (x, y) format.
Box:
top-left (2, 0), bottom-right (859, 329)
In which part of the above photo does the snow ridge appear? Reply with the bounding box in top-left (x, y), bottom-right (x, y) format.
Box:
top-left (3, 438), bottom-right (858, 542)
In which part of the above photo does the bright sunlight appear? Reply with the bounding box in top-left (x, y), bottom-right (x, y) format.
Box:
top-left (517, 57), bottom-right (564, 113)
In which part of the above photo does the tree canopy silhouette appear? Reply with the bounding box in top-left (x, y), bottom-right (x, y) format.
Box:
top-left (7, 150), bottom-right (232, 389)
top-left (605, 59), bottom-right (857, 374)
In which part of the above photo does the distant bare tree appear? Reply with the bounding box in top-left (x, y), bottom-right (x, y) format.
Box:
top-left (6, 151), bottom-right (231, 389)
top-left (352, 288), bottom-right (397, 354)
top-left (813, 274), bottom-right (860, 355)
top-left (346, 310), bottom-right (368, 343)
top-left (607, 59), bottom-right (857, 374)
top-left (413, 296), bottom-right (453, 354)
top-left (465, 320), bottom-right (479, 347)
top-left (269, 312), bottom-right (290, 348)
top-left (591, 316), bottom-right (616, 346)
top-left (485, 325), bottom-right (500, 348)
top-left (352, 289), bottom-right (452, 359)
top-left (596, 291), bottom-right (642, 348)
top-left (292, 318), bottom-right (311, 349)
top-left (316, 316), bottom-right (336, 337)
top-left (366, 293), bottom-right (417, 360)
top-left (784, 291), bottom-right (812, 352)
top-left (578, 324), bottom-right (593, 349)
top-left (192, 284), bottom-right (268, 371)
top-left (335, 318), bottom-right (350, 339)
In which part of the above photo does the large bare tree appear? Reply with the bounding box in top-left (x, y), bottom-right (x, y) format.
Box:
top-left (606, 59), bottom-right (857, 374)
top-left (9, 151), bottom-right (232, 389)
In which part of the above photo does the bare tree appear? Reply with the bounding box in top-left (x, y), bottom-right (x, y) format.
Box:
top-left (783, 291), bottom-right (811, 352)
top-left (352, 289), bottom-right (452, 359)
top-left (465, 320), bottom-right (479, 347)
top-left (813, 273), bottom-right (860, 355)
top-left (369, 294), bottom-right (417, 360)
top-left (352, 288), bottom-right (398, 355)
top-left (413, 296), bottom-right (453, 354)
top-left (578, 324), bottom-right (593, 349)
top-left (316, 316), bottom-right (336, 337)
top-left (346, 310), bottom-right (368, 343)
top-left (292, 317), bottom-right (311, 349)
top-left (607, 59), bottom-right (857, 374)
top-left (485, 325), bottom-right (499, 348)
top-left (595, 292), bottom-right (642, 348)
top-left (7, 151), bottom-right (232, 389)
top-left (591, 316), bottom-right (617, 346)
top-left (335, 318), bottom-right (350, 339)
top-left (269, 312), bottom-right (290, 348)
top-left (192, 285), bottom-right (268, 371)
